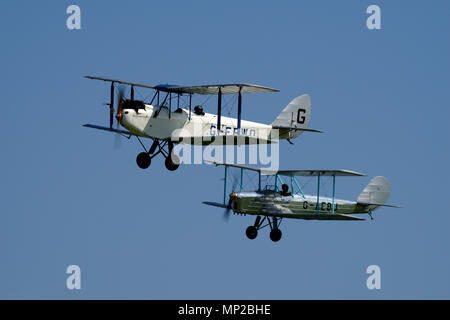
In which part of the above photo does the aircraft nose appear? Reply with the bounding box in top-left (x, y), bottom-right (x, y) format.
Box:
top-left (118, 110), bottom-right (130, 122)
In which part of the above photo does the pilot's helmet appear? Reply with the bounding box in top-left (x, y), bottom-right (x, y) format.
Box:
top-left (194, 105), bottom-right (204, 115)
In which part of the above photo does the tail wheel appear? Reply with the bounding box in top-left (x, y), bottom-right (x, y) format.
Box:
top-left (246, 226), bottom-right (258, 240)
top-left (136, 152), bottom-right (151, 169)
top-left (269, 228), bottom-right (282, 242)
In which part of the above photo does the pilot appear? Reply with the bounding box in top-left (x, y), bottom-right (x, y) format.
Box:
top-left (280, 184), bottom-right (292, 196)
top-left (194, 105), bottom-right (205, 116)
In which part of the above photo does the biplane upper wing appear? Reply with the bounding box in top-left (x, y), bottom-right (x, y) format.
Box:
top-left (206, 161), bottom-right (365, 177)
top-left (159, 83), bottom-right (279, 95)
top-left (84, 75), bottom-right (159, 90)
top-left (85, 76), bottom-right (279, 95)
top-left (205, 160), bottom-right (276, 175)
top-left (276, 169), bottom-right (365, 177)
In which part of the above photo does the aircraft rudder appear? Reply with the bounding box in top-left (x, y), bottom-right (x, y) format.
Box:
top-left (357, 176), bottom-right (391, 207)
top-left (271, 94), bottom-right (311, 139)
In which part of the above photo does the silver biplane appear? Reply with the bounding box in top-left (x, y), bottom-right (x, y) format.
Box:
top-left (83, 76), bottom-right (320, 171)
top-left (204, 161), bottom-right (399, 242)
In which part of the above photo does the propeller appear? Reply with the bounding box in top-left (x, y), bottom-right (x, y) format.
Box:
top-left (223, 170), bottom-right (240, 222)
top-left (115, 86), bottom-right (125, 126)
top-left (223, 192), bottom-right (236, 222)
top-left (114, 86), bottom-right (125, 148)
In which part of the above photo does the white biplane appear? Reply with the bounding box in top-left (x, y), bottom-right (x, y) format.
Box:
top-left (204, 161), bottom-right (399, 242)
top-left (83, 76), bottom-right (320, 171)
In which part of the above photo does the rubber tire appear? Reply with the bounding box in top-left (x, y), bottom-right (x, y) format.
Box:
top-left (246, 226), bottom-right (258, 240)
top-left (165, 155), bottom-right (180, 171)
top-left (270, 228), bottom-right (282, 242)
top-left (136, 152), bottom-right (151, 169)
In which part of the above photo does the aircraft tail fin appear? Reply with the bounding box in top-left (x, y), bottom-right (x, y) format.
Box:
top-left (271, 94), bottom-right (319, 140)
top-left (357, 176), bottom-right (391, 210)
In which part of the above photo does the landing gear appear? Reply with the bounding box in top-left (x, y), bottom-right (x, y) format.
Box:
top-left (135, 137), bottom-right (180, 171)
top-left (269, 228), bottom-right (282, 242)
top-left (268, 216), bottom-right (282, 242)
top-left (136, 152), bottom-right (151, 169)
top-left (165, 153), bottom-right (180, 171)
top-left (246, 226), bottom-right (258, 240)
top-left (246, 216), bottom-right (263, 240)
top-left (245, 216), bottom-right (283, 241)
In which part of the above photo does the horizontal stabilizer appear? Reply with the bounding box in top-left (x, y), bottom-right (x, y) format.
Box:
top-left (358, 203), bottom-right (401, 208)
top-left (83, 124), bottom-right (133, 136)
top-left (272, 126), bottom-right (323, 133)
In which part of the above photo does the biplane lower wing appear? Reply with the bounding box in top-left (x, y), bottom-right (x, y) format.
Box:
top-left (84, 126), bottom-right (276, 145)
top-left (83, 124), bottom-right (133, 136)
top-left (202, 201), bottom-right (229, 209)
top-left (202, 202), bottom-right (365, 220)
top-left (267, 213), bottom-right (366, 221)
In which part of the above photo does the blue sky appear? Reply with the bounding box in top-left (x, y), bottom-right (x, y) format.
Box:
top-left (1, 0), bottom-right (449, 299)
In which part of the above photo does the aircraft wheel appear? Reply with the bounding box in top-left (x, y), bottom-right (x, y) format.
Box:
top-left (165, 154), bottom-right (180, 171)
top-left (136, 152), bottom-right (151, 169)
top-left (246, 226), bottom-right (258, 240)
top-left (270, 228), bottom-right (282, 242)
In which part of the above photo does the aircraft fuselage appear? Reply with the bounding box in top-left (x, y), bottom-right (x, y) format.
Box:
top-left (120, 104), bottom-right (284, 145)
top-left (233, 191), bottom-right (375, 218)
